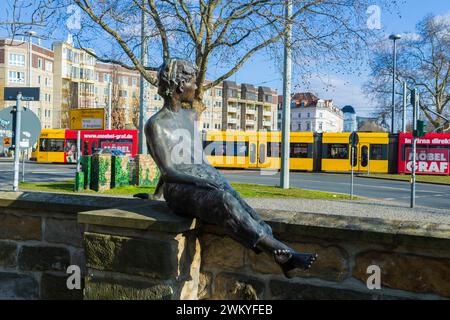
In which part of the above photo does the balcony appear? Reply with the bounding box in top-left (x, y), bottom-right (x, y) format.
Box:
top-left (263, 110), bottom-right (272, 117)
top-left (246, 108), bottom-right (256, 115)
top-left (245, 119), bottom-right (255, 125)
top-left (227, 106), bottom-right (238, 113)
top-left (263, 120), bottom-right (272, 127)
top-left (228, 117), bottom-right (237, 124)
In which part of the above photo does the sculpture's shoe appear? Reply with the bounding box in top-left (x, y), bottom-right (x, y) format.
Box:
top-left (274, 249), bottom-right (317, 278)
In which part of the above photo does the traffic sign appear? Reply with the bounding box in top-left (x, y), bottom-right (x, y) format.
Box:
top-left (3, 137), bottom-right (11, 147)
top-left (4, 87), bottom-right (40, 101)
top-left (70, 108), bottom-right (105, 130)
top-left (349, 131), bottom-right (359, 147)
top-left (0, 106), bottom-right (41, 147)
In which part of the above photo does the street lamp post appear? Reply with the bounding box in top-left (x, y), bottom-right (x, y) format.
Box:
top-left (389, 34), bottom-right (401, 134)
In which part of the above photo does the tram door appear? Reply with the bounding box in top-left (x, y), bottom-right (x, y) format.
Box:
top-left (358, 143), bottom-right (370, 172)
top-left (248, 142), bottom-right (258, 168)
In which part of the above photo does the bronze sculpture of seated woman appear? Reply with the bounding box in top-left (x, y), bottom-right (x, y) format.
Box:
top-left (138, 58), bottom-right (317, 278)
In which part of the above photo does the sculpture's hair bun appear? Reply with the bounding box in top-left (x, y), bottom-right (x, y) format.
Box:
top-left (157, 59), bottom-right (197, 98)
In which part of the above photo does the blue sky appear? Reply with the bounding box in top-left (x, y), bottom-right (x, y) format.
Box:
top-left (221, 0), bottom-right (450, 116)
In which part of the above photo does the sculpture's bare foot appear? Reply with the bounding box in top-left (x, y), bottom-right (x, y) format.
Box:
top-left (273, 249), bottom-right (317, 278)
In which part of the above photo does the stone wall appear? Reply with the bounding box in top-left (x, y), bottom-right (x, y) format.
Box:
top-left (0, 191), bottom-right (449, 300)
top-left (198, 211), bottom-right (450, 300)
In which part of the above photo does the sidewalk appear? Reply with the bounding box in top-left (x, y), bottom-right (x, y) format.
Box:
top-left (246, 197), bottom-right (450, 225)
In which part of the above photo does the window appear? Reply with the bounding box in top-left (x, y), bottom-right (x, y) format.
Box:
top-left (119, 90), bottom-right (128, 97)
top-left (38, 58), bottom-right (43, 69)
top-left (39, 138), bottom-right (64, 152)
top-left (307, 113), bottom-right (310, 118)
top-left (306, 121), bottom-right (311, 131)
top-left (370, 144), bottom-right (388, 160)
top-left (95, 73), bottom-right (99, 81)
top-left (319, 113), bottom-right (323, 118)
top-left (203, 141), bottom-right (248, 157)
top-left (264, 95), bottom-right (273, 103)
top-left (323, 143), bottom-right (349, 159)
top-left (297, 123), bottom-right (301, 130)
top-left (9, 53), bottom-right (25, 66)
top-left (9, 71), bottom-right (25, 83)
top-left (216, 89), bottom-right (222, 97)
top-left (298, 113), bottom-right (301, 118)
top-left (267, 142), bottom-right (280, 157)
top-left (290, 143), bottom-right (311, 158)
top-left (318, 122), bottom-right (323, 131)
top-left (45, 61), bottom-right (53, 72)
top-left (132, 78), bottom-right (137, 86)
top-left (37, 75), bottom-right (41, 84)
top-left (104, 73), bottom-right (111, 82)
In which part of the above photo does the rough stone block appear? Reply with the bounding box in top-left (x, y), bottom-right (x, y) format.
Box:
top-left (91, 154), bottom-right (111, 192)
top-left (249, 242), bottom-right (349, 282)
top-left (41, 272), bottom-right (83, 300)
top-left (0, 241), bottom-right (17, 268)
top-left (18, 246), bottom-right (70, 271)
top-left (74, 171), bottom-right (84, 192)
top-left (84, 232), bottom-right (178, 279)
top-left (0, 214), bottom-right (41, 241)
top-left (269, 280), bottom-right (395, 300)
top-left (201, 234), bottom-right (244, 271)
top-left (212, 273), bottom-right (265, 300)
top-left (44, 218), bottom-right (83, 247)
top-left (353, 250), bottom-right (450, 298)
top-left (111, 156), bottom-right (130, 188)
top-left (0, 272), bottom-right (38, 299)
top-left (134, 154), bottom-right (159, 187)
top-left (84, 275), bottom-right (173, 300)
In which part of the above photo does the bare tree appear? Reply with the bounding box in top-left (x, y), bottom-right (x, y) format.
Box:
top-left (365, 13), bottom-right (450, 132)
top-left (45, 0), bottom-right (391, 114)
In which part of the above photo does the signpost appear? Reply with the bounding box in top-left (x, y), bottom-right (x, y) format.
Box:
top-left (349, 131), bottom-right (359, 200)
top-left (3, 87), bottom-right (41, 191)
top-left (69, 108), bottom-right (105, 130)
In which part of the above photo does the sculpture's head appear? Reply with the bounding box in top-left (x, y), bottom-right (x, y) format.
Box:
top-left (157, 59), bottom-right (198, 104)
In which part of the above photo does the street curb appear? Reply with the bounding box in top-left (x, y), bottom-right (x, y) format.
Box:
top-left (356, 174), bottom-right (450, 186)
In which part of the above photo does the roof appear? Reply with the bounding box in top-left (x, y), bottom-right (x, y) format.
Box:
top-left (342, 105), bottom-right (356, 114)
top-left (241, 83), bottom-right (257, 92)
top-left (291, 92), bottom-right (318, 108)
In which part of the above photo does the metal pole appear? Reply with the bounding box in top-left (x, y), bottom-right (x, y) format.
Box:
top-left (13, 93), bottom-right (22, 192)
top-left (410, 90), bottom-right (418, 208)
top-left (391, 39), bottom-right (397, 134)
top-left (27, 35), bottom-right (32, 113)
top-left (76, 130), bottom-right (81, 172)
top-left (350, 146), bottom-right (354, 199)
top-left (108, 82), bottom-right (112, 130)
top-left (367, 147), bottom-right (370, 176)
top-left (280, 0), bottom-right (292, 189)
top-left (21, 149), bottom-right (25, 183)
top-left (138, 0), bottom-right (148, 154)
top-left (402, 82), bottom-right (407, 132)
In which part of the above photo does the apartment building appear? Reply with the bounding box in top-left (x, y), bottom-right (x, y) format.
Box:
top-left (1, 37), bottom-right (278, 132)
top-left (201, 82), bottom-right (223, 130)
top-left (52, 40), bottom-right (96, 128)
top-left (221, 80), bottom-right (277, 131)
top-left (0, 39), bottom-right (55, 128)
top-left (277, 92), bottom-right (343, 133)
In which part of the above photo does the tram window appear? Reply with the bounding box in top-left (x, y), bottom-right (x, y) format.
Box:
top-left (39, 138), bottom-right (64, 152)
top-left (290, 143), bottom-right (310, 158)
top-left (267, 142), bottom-right (280, 157)
top-left (324, 144), bottom-right (348, 159)
top-left (370, 144), bottom-right (388, 160)
top-left (203, 140), bottom-right (248, 157)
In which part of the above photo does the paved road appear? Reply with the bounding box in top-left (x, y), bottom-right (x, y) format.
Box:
top-left (1, 159), bottom-right (449, 210)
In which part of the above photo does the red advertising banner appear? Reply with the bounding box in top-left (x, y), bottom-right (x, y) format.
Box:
top-left (100, 141), bottom-right (133, 155)
top-left (404, 148), bottom-right (449, 175)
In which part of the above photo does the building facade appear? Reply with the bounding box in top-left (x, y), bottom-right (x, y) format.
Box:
top-left (1, 38), bottom-right (278, 132)
top-left (0, 39), bottom-right (55, 129)
top-left (277, 92), bottom-right (343, 133)
top-left (220, 81), bottom-right (277, 131)
top-left (342, 105), bottom-right (357, 132)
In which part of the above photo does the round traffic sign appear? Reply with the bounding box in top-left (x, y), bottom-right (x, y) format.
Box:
top-left (0, 106), bottom-right (41, 147)
top-left (349, 131), bottom-right (359, 147)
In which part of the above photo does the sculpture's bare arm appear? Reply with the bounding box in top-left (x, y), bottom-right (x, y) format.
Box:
top-left (146, 122), bottom-right (220, 190)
